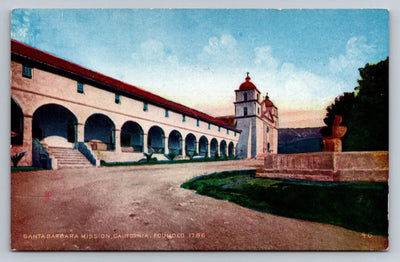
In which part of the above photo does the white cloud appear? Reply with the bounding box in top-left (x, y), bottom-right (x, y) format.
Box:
top-left (11, 10), bottom-right (32, 41)
top-left (255, 63), bottom-right (342, 111)
top-left (328, 36), bottom-right (374, 80)
top-left (90, 36), bottom-right (368, 127)
top-left (140, 39), bottom-right (165, 61)
top-left (254, 46), bottom-right (279, 70)
top-left (198, 34), bottom-right (240, 65)
top-left (131, 39), bottom-right (179, 66)
top-left (111, 40), bottom-right (345, 117)
top-left (245, 39), bottom-right (375, 113)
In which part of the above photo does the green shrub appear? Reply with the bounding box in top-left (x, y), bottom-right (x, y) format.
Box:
top-left (142, 148), bottom-right (155, 162)
top-left (164, 151), bottom-right (177, 161)
top-left (187, 151), bottom-right (197, 160)
top-left (11, 152), bottom-right (26, 167)
top-left (181, 170), bottom-right (388, 236)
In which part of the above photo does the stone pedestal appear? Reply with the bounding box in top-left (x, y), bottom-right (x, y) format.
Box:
top-left (323, 138), bottom-right (342, 152)
top-left (259, 151), bottom-right (388, 182)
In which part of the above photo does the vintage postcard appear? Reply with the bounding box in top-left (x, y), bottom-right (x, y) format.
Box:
top-left (10, 9), bottom-right (389, 251)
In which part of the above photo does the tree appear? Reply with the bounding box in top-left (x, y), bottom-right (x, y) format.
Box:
top-left (323, 57), bottom-right (388, 151)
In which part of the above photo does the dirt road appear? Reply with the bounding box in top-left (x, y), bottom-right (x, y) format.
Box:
top-left (11, 160), bottom-right (388, 250)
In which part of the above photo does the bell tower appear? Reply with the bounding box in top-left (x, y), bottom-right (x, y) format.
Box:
top-left (234, 73), bottom-right (278, 158)
top-left (234, 73), bottom-right (261, 158)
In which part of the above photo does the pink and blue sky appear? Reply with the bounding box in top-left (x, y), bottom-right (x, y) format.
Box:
top-left (11, 9), bottom-right (388, 128)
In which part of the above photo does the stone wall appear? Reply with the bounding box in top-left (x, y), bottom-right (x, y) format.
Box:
top-left (259, 151), bottom-right (388, 182)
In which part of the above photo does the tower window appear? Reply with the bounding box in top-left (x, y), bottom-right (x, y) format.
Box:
top-left (267, 126), bottom-right (269, 133)
top-left (115, 94), bottom-right (121, 104)
top-left (77, 82), bottom-right (84, 93)
top-left (244, 107), bottom-right (248, 116)
top-left (244, 92), bottom-right (248, 101)
top-left (22, 65), bottom-right (32, 78)
top-left (267, 142), bottom-right (271, 153)
top-left (227, 129), bottom-right (229, 134)
top-left (165, 109), bottom-right (169, 117)
top-left (218, 126), bottom-right (221, 132)
top-left (182, 114), bottom-right (186, 122)
top-left (234, 132), bottom-right (237, 137)
top-left (208, 123), bottom-right (211, 129)
top-left (143, 102), bottom-right (148, 111)
top-left (197, 119), bottom-right (199, 127)
top-left (258, 107), bottom-right (260, 114)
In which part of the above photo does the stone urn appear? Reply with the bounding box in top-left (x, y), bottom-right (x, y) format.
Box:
top-left (322, 115), bottom-right (347, 152)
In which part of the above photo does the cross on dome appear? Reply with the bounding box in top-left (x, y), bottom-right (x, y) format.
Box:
top-left (238, 72), bottom-right (259, 92)
top-left (245, 72), bottom-right (251, 82)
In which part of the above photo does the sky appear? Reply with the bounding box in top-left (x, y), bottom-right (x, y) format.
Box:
top-left (11, 9), bottom-right (389, 128)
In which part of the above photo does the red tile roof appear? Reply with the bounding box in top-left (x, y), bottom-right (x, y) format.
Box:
top-left (235, 75), bottom-right (260, 93)
top-left (216, 115), bottom-right (236, 129)
top-left (11, 40), bottom-right (239, 132)
top-left (262, 98), bottom-right (277, 108)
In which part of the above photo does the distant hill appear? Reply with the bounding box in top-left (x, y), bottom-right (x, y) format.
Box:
top-left (278, 127), bottom-right (323, 154)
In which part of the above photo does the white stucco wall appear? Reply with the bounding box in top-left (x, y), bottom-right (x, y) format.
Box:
top-left (11, 61), bottom-right (239, 166)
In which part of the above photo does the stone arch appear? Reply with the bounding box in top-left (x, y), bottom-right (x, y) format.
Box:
top-left (120, 121), bottom-right (144, 152)
top-left (148, 126), bottom-right (165, 153)
top-left (85, 113), bottom-right (115, 150)
top-left (168, 130), bottom-right (182, 155)
top-left (210, 138), bottom-right (218, 157)
top-left (228, 142), bottom-right (235, 158)
top-left (11, 98), bottom-right (24, 145)
top-left (198, 136), bottom-right (208, 157)
top-left (32, 103), bottom-right (78, 147)
top-left (220, 140), bottom-right (227, 158)
top-left (185, 133), bottom-right (197, 156)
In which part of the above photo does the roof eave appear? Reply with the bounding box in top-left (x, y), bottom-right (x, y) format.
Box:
top-left (11, 40), bottom-right (241, 132)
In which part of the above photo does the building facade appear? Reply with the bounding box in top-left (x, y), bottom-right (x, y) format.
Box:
top-left (234, 74), bottom-right (278, 159)
top-left (10, 40), bottom-right (240, 168)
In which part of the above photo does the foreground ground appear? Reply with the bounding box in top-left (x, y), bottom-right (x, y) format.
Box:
top-left (11, 159), bottom-right (388, 251)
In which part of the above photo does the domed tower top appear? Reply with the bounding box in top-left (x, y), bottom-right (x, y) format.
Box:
top-left (236, 72), bottom-right (260, 93)
top-left (262, 92), bottom-right (276, 108)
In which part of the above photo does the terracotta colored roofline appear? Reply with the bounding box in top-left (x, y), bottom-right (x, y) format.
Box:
top-left (11, 39), bottom-right (240, 132)
top-left (234, 87), bottom-right (261, 93)
top-left (262, 99), bottom-right (278, 109)
top-left (234, 75), bottom-right (261, 93)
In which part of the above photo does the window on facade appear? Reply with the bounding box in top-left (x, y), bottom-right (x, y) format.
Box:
top-left (22, 65), bottom-right (32, 78)
top-left (244, 92), bottom-right (248, 101)
top-left (143, 102), bottom-right (148, 111)
top-left (257, 94), bottom-right (259, 101)
top-left (267, 142), bottom-right (270, 153)
top-left (244, 107), bottom-right (248, 116)
top-left (165, 109), bottom-right (169, 117)
top-left (208, 123), bottom-right (211, 130)
top-left (196, 119), bottom-right (199, 127)
top-left (227, 129), bottom-right (229, 134)
top-left (234, 132), bottom-right (237, 137)
top-left (218, 126), bottom-right (221, 132)
top-left (77, 82), bottom-right (84, 93)
top-left (258, 107), bottom-right (260, 114)
top-left (115, 94), bottom-right (121, 104)
top-left (182, 114), bottom-right (186, 122)
top-left (267, 126), bottom-right (269, 133)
